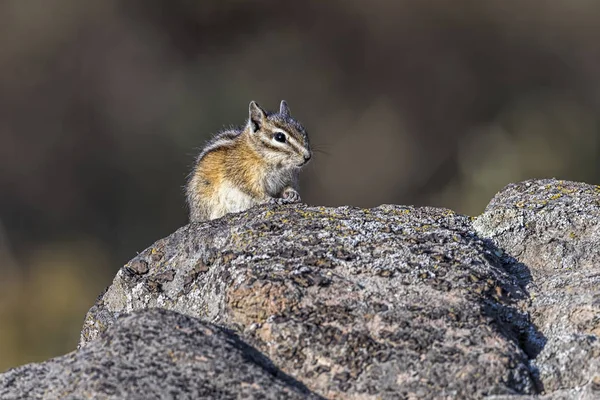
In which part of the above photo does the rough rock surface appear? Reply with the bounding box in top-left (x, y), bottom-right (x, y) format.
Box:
top-left (474, 179), bottom-right (600, 399)
top-left (0, 308), bottom-right (320, 400)
top-left (79, 204), bottom-right (537, 399)
top-left (3, 179), bottom-right (599, 399)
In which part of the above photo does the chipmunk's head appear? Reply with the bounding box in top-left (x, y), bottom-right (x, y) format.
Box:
top-left (246, 100), bottom-right (312, 169)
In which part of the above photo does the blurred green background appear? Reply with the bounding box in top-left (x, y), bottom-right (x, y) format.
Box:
top-left (1, 0), bottom-right (599, 371)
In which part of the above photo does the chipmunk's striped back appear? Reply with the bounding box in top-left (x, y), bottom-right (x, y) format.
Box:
top-left (193, 129), bottom-right (240, 166)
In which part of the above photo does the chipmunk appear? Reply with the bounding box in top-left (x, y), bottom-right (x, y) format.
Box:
top-left (186, 100), bottom-right (312, 222)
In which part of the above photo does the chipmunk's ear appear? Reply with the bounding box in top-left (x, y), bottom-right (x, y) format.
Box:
top-left (248, 101), bottom-right (266, 132)
top-left (279, 100), bottom-right (290, 116)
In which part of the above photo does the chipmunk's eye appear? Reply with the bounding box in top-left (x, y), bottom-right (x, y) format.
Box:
top-left (274, 132), bottom-right (286, 143)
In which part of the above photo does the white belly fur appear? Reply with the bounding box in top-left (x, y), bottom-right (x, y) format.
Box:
top-left (210, 181), bottom-right (262, 220)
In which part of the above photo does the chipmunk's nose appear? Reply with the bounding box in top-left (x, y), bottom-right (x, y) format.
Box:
top-left (298, 152), bottom-right (311, 167)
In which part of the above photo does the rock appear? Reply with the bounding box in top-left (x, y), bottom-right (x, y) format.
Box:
top-left (80, 204), bottom-right (538, 399)
top-left (474, 179), bottom-right (600, 398)
top-left (0, 308), bottom-right (320, 400)
top-left (10, 179), bottom-right (596, 399)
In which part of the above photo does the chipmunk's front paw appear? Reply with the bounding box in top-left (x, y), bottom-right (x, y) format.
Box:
top-left (268, 189), bottom-right (301, 205)
top-left (282, 188), bottom-right (301, 203)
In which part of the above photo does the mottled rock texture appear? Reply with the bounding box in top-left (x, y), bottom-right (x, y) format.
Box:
top-left (0, 308), bottom-right (319, 400)
top-left (474, 179), bottom-right (600, 399)
top-left (78, 204), bottom-right (537, 399)
top-left (2, 179), bottom-right (599, 399)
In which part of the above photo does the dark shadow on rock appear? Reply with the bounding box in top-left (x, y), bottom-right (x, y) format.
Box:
top-left (475, 235), bottom-right (547, 394)
top-left (216, 324), bottom-right (324, 398)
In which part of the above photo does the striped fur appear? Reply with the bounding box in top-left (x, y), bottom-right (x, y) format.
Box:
top-left (186, 101), bottom-right (311, 222)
